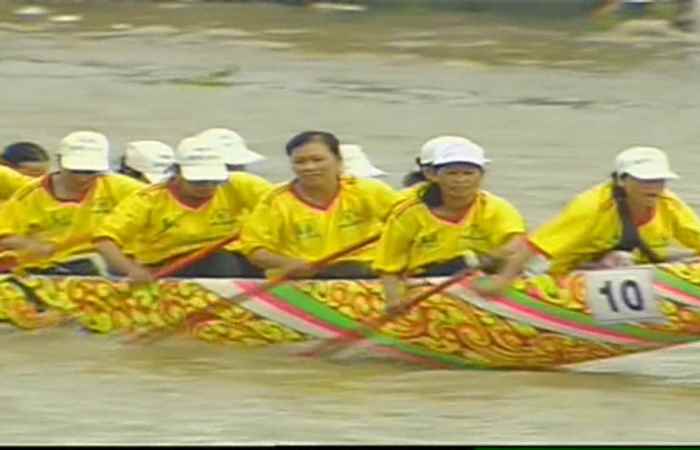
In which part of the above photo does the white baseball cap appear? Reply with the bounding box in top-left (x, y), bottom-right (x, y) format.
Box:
top-left (124, 141), bottom-right (175, 184)
top-left (418, 135), bottom-right (475, 166)
top-left (432, 140), bottom-right (490, 168)
top-left (615, 146), bottom-right (679, 180)
top-left (175, 136), bottom-right (229, 182)
top-left (58, 131), bottom-right (110, 172)
top-left (340, 144), bottom-right (386, 178)
top-left (197, 128), bottom-right (265, 166)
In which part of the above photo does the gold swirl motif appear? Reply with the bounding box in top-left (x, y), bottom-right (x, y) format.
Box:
top-left (295, 278), bottom-right (631, 368)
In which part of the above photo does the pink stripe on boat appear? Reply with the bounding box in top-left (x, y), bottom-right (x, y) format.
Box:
top-left (490, 296), bottom-right (654, 347)
top-left (654, 283), bottom-right (700, 308)
top-left (241, 282), bottom-right (344, 338)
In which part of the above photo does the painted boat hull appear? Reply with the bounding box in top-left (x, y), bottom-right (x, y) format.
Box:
top-left (2, 260), bottom-right (700, 370)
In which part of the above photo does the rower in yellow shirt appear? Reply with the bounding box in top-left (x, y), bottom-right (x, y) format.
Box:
top-left (476, 146), bottom-right (700, 295)
top-left (238, 131), bottom-right (400, 278)
top-left (374, 139), bottom-right (526, 307)
top-left (0, 131), bottom-right (144, 275)
top-left (94, 135), bottom-right (272, 281)
top-left (397, 135), bottom-right (476, 205)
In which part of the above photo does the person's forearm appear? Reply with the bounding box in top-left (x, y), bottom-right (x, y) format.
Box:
top-left (498, 243), bottom-right (536, 282)
top-left (0, 236), bottom-right (37, 252)
top-left (381, 274), bottom-right (405, 308)
top-left (248, 249), bottom-right (305, 270)
top-left (94, 239), bottom-right (144, 276)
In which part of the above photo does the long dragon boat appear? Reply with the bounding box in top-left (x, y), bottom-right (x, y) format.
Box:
top-left (2, 259), bottom-right (700, 370)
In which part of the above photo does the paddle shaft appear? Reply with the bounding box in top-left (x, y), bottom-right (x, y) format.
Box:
top-left (222, 233), bottom-right (381, 306)
top-left (304, 266), bottom-right (476, 358)
top-left (152, 233), bottom-right (240, 279)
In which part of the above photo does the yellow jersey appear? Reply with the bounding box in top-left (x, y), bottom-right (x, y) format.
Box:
top-left (528, 182), bottom-right (700, 275)
top-left (373, 190), bottom-right (526, 274)
top-left (0, 173), bottom-right (144, 268)
top-left (94, 172), bottom-right (272, 265)
top-left (238, 177), bottom-right (399, 263)
top-left (0, 165), bottom-right (31, 203)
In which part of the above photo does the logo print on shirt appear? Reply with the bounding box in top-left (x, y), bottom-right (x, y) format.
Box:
top-left (160, 216), bottom-right (178, 233)
top-left (338, 210), bottom-right (365, 229)
top-left (294, 222), bottom-right (321, 241)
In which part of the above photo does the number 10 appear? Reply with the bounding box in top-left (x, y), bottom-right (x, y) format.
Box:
top-left (598, 279), bottom-right (645, 312)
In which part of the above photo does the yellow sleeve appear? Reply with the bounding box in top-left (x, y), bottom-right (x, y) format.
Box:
top-left (487, 197), bottom-right (527, 248)
top-left (110, 174), bottom-right (147, 200)
top-left (667, 196), bottom-right (700, 251)
top-left (0, 167), bottom-right (31, 201)
top-left (231, 172), bottom-right (273, 211)
top-left (0, 180), bottom-right (43, 238)
top-left (528, 192), bottom-right (598, 259)
top-left (0, 196), bottom-right (22, 239)
top-left (93, 191), bottom-right (150, 248)
top-left (363, 179), bottom-right (400, 221)
top-left (372, 208), bottom-right (418, 274)
top-left (237, 194), bottom-right (284, 257)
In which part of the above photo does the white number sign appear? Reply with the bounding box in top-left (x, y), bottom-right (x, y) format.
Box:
top-left (584, 268), bottom-right (664, 325)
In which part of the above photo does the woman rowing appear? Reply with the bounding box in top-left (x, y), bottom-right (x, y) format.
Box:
top-left (94, 135), bottom-right (272, 281)
top-left (1, 142), bottom-right (50, 178)
top-left (0, 131), bottom-right (143, 275)
top-left (374, 140), bottom-right (526, 308)
top-left (475, 146), bottom-right (700, 295)
top-left (197, 128), bottom-right (266, 172)
top-left (238, 131), bottom-right (400, 278)
top-left (118, 140), bottom-right (175, 184)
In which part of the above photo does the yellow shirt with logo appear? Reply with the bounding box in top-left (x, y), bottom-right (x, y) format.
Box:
top-left (0, 173), bottom-right (144, 268)
top-left (0, 165), bottom-right (31, 203)
top-left (238, 177), bottom-right (399, 264)
top-left (94, 172), bottom-right (272, 265)
top-left (528, 182), bottom-right (700, 275)
top-left (373, 190), bottom-right (526, 274)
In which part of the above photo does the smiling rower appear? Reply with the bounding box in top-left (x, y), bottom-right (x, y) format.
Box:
top-left (374, 140), bottom-right (526, 308)
top-left (475, 146), bottom-right (700, 295)
top-left (238, 131), bottom-right (399, 279)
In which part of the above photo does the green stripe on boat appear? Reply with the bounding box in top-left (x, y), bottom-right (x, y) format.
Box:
top-left (504, 288), bottom-right (692, 345)
top-left (270, 284), bottom-right (491, 370)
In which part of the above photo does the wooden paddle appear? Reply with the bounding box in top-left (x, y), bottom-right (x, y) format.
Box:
top-left (219, 233), bottom-right (380, 306)
top-left (129, 233), bottom-right (381, 344)
top-left (301, 265), bottom-right (478, 359)
top-left (151, 233), bottom-right (240, 279)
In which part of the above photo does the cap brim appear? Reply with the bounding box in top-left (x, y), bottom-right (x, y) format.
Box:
top-left (434, 158), bottom-right (490, 167)
top-left (181, 165), bottom-right (229, 182)
top-left (61, 153), bottom-right (109, 171)
top-left (369, 166), bottom-right (387, 177)
top-left (223, 148), bottom-right (266, 166)
top-left (627, 169), bottom-right (680, 180)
